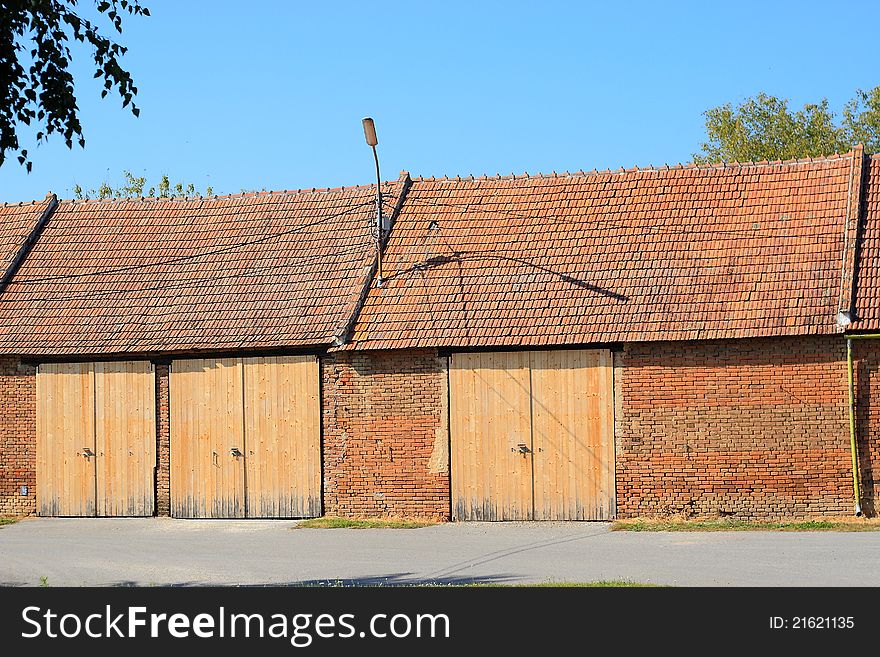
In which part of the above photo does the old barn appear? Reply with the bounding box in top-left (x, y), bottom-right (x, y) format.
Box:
top-left (2, 149), bottom-right (879, 520)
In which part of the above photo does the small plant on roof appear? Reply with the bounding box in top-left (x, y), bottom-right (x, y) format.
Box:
top-left (73, 171), bottom-right (213, 199)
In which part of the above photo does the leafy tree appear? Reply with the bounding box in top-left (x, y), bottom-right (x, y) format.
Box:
top-left (694, 87), bottom-right (880, 164)
top-left (73, 170), bottom-right (213, 199)
top-left (842, 87), bottom-right (880, 152)
top-left (0, 0), bottom-right (150, 172)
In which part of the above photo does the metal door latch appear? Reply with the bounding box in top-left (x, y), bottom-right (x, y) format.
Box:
top-left (82, 447), bottom-right (94, 458)
top-left (517, 443), bottom-right (532, 454)
top-left (230, 447), bottom-right (243, 458)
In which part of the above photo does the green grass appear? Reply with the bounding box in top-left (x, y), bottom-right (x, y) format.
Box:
top-left (612, 517), bottom-right (880, 532)
top-left (0, 517), bottom-right (19, 527)
top-left (296, 516), bottom-right (437, 529)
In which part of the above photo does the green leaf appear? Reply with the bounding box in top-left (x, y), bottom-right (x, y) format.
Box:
top-left (695, 91), bottom-right (861, 163)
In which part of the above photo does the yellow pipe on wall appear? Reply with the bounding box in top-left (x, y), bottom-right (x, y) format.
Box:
top-left (846, 338), bottom-right (862, 516)
top-left (843, 334), bottom-right (880, 514)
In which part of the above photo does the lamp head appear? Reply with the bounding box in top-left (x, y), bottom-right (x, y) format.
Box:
top-left (362, 117), bottom-right (378, 147)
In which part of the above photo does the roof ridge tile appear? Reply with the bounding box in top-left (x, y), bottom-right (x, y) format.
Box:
top-left (56, 179), bottom-right (405, 206)
top-left (408, 151), bottom-right (862, 185)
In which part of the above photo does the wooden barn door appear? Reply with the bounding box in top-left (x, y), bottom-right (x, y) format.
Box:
top-left (530, 350), bottom-right (615, 520)
top-left (243, 356), bottom-right (321, 518)
top-left (170, 358), bottom-right (246, 518)
top-left (94, 361), bottom-right (157, 516)
top-left (36, 363), bottom-right (96, 516)
top-left (170, 356), bottom-right (321, 518)
top-left (36, 361), bottom-right (156, 516)
top-left (449, 352), bottom-right (533, 520)
top-left (449, 349), bottom-right (615, 521)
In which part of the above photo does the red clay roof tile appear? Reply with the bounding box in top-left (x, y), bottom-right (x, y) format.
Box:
top-left (0, 197), bottom-right (52, 278)
top-left (0, 183), bottom-right (401, 355)
top-left (854, 156), bottom-right (880, 330)
top-left (345, 154), bottom-right (861, 349)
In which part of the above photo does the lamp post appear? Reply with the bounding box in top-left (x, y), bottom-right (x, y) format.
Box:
top-left (362, 117), bottom-right (384, 287)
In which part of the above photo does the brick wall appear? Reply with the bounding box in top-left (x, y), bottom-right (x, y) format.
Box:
top-left (615, 336), bottom-right (855, 518)
top-left (2, 338), bottom-right (869, 520)
top-left (0, 357), bottom-right (36, 516)
top-left (853, 340), bottom-right (880, 516)
top-left (322, 349), bottom-right (450, 519)
top-left (155, 364), bottom-right (170, 516)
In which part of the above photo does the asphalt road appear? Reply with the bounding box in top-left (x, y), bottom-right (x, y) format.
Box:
top-left (1, 518), bottom-right (878, 587)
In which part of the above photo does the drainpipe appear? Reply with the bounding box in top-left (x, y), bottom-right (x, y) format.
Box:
top-left (846, 338), bottom-right (862, 516)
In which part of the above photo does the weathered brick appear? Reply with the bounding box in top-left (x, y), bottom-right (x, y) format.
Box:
top-left (322, 350), bottom-right (449, 519)
top-left (615, 336), bottom-right (857, 519)
top-left (155, 364), bottom-right (170, 516)
top-left (0, 357), bottom-right (36, 516)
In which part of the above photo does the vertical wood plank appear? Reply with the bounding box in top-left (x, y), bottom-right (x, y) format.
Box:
top-left (170, 358), bottom-right (245, 518)
top-left (599, 350), bottom-right (617, 519)
top-left (243, 355), bottom-right (321, 518)
top-left (94, 361), bottom-right (156, 516)
top-left (530, 349), bottom-right (615, 520)
top-left (449, 351), bottom-right (532, 520)
top-left (36, 363), bottom-right (96, 516)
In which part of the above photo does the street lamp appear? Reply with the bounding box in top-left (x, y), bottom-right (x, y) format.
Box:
top-left (362, 117), bottom-right (384, 286)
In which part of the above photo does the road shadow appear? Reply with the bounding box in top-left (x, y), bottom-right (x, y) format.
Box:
top-left (3, 573), bottom-right (519, 587)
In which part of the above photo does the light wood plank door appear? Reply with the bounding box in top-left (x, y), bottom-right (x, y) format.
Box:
top-left (530, 350), bottom-right (615, 520)
top-left (450, 351), bottom-right (533, 520)
top-left (36, 363), bottom-right (97, 516)
top-left (243, 355), bottom-right (321, 518)
top-left (170, 358), bottom-right (246, 518)
top-left (94, 361), bottom-right (157, 516)
top-left (449, 349), bottom-right (616, 521)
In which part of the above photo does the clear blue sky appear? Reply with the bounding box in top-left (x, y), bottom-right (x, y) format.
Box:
top-left (1, 0), bottom-right (878, 202)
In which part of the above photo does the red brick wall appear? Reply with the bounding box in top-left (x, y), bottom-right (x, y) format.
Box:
top-left (2, 338), bottom-right (868, 520)
top-left (0, 357), bottom-right (36, 516)
top-left (853, 341), bottom-right (880, 516)
top-left (616, 336), bottom-right (855, 518)
top-left (155, 364), bottom-right (170, 516)
top-left (322, 350), bottom-right (450, 519)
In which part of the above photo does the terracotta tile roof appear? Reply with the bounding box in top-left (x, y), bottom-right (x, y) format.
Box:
top-left (346, 154), bottom-right (862, 350)
top-left (0, 183), bottom-right (401, 355)
top-left (0, 197), bottom-right (53, 279)
top-left (854, 155), bottom-right (880, 329)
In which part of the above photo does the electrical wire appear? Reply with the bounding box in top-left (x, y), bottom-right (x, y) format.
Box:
top-left (0, 242), bottom-right (373, 305)
top-left (0, 182), bottom-right (843, 314)
top-left (7, 199), bottom-right (380, 285)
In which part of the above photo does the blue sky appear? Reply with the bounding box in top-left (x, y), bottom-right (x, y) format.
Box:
top-left (1, 0), bottom-right (878, 202)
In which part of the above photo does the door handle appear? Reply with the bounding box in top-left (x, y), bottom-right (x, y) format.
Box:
top-left (82, 447), bottom-right (94, 458)
top-left (516, 443), bottom-right (532, 454)
top-left (230, 447), bottom-right (243, 458)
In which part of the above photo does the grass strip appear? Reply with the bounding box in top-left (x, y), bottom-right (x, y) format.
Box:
top-left (296, 516), bottom-right (437, 529)
top-left (611, 517), bottom-right (880, 532)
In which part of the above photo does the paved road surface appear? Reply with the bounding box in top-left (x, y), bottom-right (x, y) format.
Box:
top-left (1, 518), bottom-right (877, 586)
